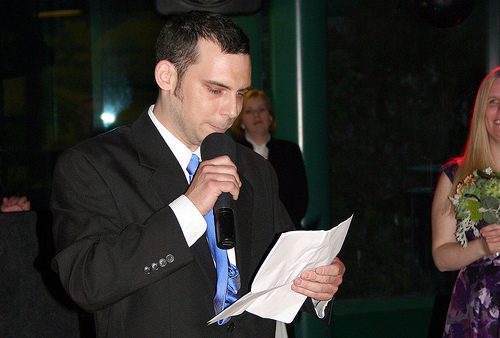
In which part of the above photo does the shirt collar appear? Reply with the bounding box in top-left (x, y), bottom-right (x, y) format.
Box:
top-left (245, 134), bottom-right (270, 159)
top-left (148, 105), bottom-right (200, 182)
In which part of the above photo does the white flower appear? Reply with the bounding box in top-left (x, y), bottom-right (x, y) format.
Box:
top-left (485, 167), bottom-right (493, 175)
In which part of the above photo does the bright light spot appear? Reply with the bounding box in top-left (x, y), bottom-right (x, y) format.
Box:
top-left (100, 112), bottom-right (116, 127)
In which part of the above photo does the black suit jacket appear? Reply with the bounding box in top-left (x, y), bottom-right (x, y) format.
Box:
top-left (50, 111), bottom-right (297, 337)
top-left (238, 138), bottom-right (308, 228)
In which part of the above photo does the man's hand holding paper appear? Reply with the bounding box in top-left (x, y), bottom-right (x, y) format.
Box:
top-left (209, 215), bottom-right (352, 324)
top-left (292, 256), bottom-right (345, 301)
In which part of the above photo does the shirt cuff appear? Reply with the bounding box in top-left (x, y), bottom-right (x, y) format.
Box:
top-left (169, 195), bottom-right (206, 247)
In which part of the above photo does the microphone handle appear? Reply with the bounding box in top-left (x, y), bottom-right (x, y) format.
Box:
top-left (215, 207), bottom-right (235, 249)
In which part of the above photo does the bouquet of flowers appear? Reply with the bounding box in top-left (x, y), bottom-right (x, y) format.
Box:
top-left (449, 167), bottom-right (500, 247)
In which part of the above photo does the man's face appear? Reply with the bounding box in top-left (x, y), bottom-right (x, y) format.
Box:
top-left (166, 39), bottom-right (251, 150)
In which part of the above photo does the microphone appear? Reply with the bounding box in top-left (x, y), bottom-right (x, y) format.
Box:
top-left (201, 132), bottom-right (237, 249)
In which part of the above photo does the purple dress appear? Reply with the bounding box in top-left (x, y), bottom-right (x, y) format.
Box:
top-left (442, 163), bottom-right (500, 337)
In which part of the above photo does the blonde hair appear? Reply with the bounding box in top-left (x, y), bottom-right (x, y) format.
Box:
top-left (451, 66), bottom-right (500, 194)
top-left (231, 89), bottom-right (277, 141)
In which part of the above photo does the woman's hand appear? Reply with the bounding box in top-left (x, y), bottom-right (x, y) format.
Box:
top-left (480, 224), bottom-right (500, 256)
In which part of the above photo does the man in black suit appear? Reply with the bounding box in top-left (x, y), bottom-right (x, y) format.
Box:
top-left (51, 11), bottom-right (345, 337)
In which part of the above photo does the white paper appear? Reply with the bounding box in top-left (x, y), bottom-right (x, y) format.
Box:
top-left (208, 215), bottom-right (352, 324)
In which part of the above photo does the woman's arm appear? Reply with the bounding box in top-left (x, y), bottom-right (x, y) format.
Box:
top-left (431, 172), bottom-right (487, 271)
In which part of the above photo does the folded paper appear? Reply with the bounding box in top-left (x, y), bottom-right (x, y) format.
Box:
top-left (208, 215), bottom-right (352, 324)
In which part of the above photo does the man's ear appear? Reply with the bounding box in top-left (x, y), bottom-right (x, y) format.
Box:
top-left (154, 60), bottom-right (178, 92)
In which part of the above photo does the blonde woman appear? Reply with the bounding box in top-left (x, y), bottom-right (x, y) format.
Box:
top-left (432, 66), bottom-right (500, 337)
top-left (231, 89), bottom-right (309, 228)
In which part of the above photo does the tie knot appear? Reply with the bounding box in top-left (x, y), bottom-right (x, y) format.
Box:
top-left (187, 154), bottom-right (200, 182)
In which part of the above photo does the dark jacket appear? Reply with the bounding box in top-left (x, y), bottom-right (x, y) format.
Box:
top-left (51, 111), bottom-right (296, 337)
top-left (238, 137), bottom-right (309, 228)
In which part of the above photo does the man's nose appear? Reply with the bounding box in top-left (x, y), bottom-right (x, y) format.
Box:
top-left (223, 95), bottom-right (239, 118)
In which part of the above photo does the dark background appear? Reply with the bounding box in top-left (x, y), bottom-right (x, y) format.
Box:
top-left (1, 0), bottom-right (497, 337)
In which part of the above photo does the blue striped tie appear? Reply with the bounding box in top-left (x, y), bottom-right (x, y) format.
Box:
top-left (186, 154), bottom-right (240, 325)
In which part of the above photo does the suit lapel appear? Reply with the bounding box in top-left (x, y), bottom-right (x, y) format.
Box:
top-left (131, 111), bottom-right (186, 201)
top-left (131, 111), bottom-right (216, 290)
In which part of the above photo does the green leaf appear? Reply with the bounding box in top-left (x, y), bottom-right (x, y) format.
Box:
top-left (482, 196), bottom-right (500, 209)
top-left (466, 199), bottom-right (481, 222)
top-left (483, 211), bottom-right (499, 224)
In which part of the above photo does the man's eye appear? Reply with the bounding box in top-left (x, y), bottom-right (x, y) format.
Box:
top-left (208, 88), bottom-right (222, 94)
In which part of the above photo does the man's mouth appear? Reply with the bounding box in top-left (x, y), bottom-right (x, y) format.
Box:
top-left (209, 124), bottom-right (228, 133)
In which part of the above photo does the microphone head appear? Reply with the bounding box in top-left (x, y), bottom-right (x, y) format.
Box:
top-left (201, 132), bottom-right (236, 162)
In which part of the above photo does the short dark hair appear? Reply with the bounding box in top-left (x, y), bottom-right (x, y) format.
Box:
top-left (155, 11), bottom-right (250, 83)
